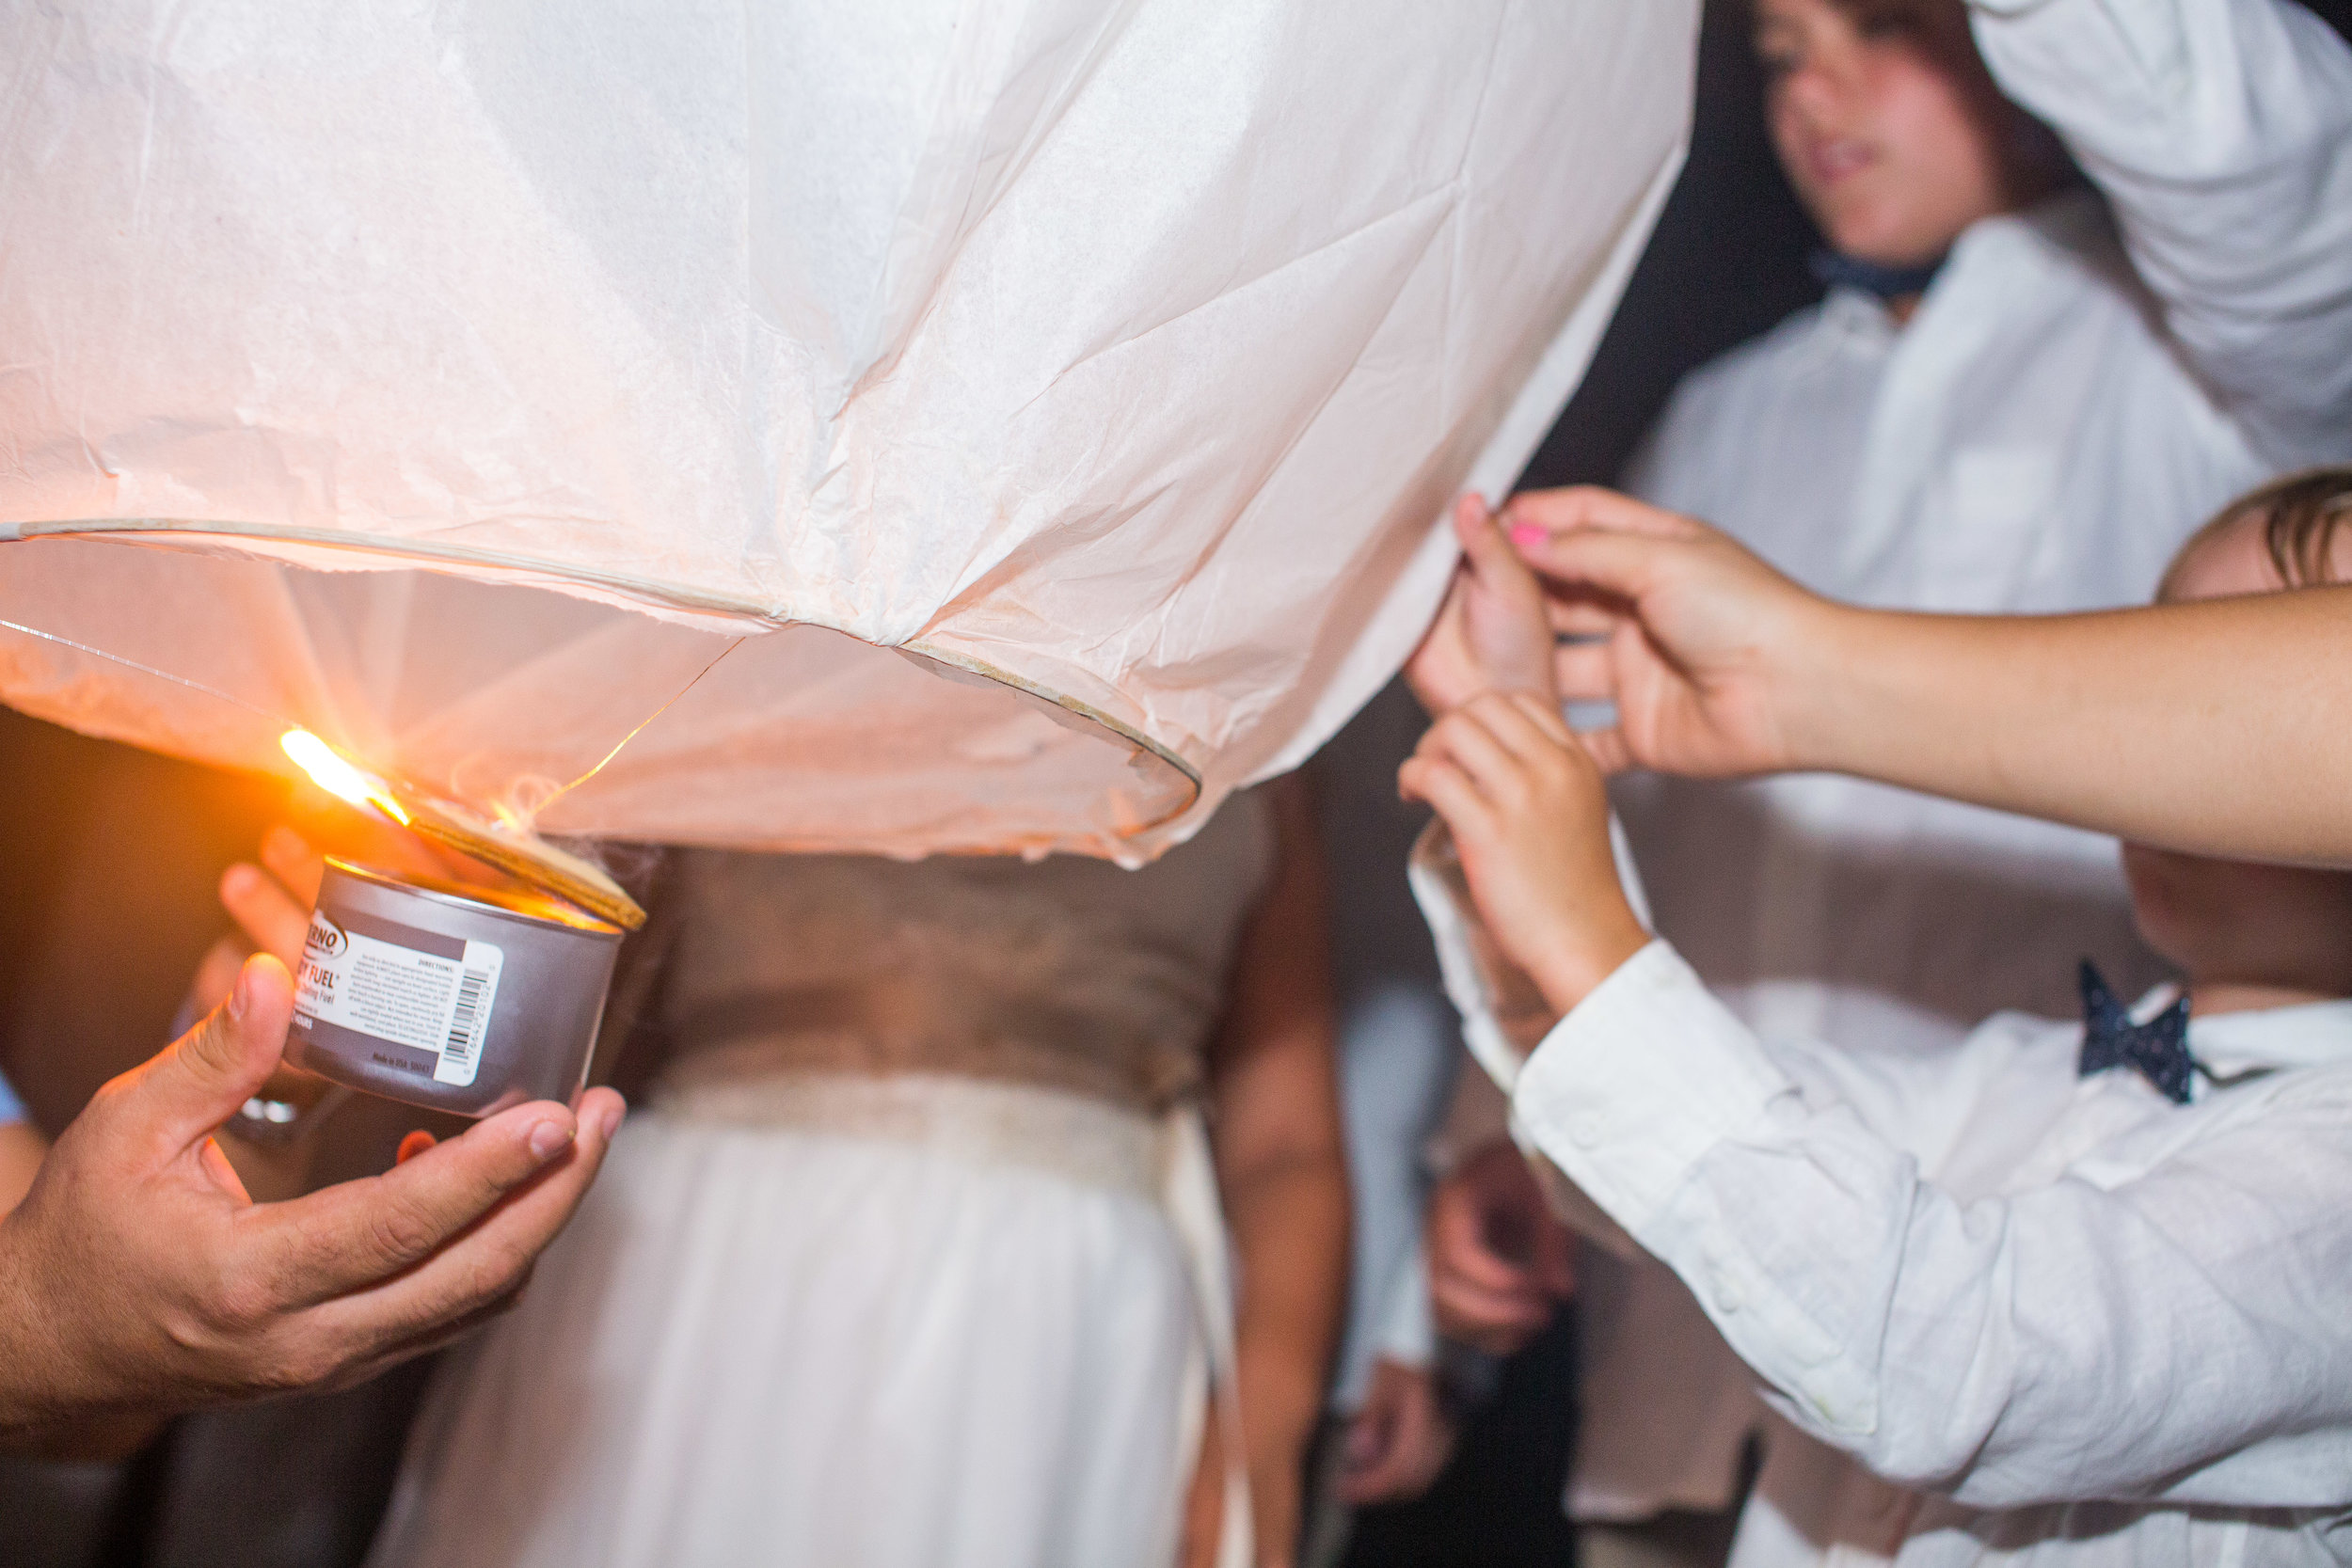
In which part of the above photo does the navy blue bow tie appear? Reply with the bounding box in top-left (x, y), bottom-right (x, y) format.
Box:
top-left (1810, 247), bottom-right (1947, 302)
top-left (2078, 961), bottom-right (2195, 1104)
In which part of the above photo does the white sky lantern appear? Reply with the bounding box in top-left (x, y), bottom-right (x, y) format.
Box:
top-left (0, 0), bottom-right (1693, 864)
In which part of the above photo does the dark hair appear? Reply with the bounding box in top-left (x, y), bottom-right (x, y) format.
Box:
top-left (2160, 467), bottom-right (2352, 597)
top-left (1750, 0), bottom-right (2078, 207)
top-left (1820, 0), bottom-right (1983, 81)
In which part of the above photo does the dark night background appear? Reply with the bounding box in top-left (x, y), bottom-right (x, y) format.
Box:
top-left (3, 1), bottom-right (2347, 1562)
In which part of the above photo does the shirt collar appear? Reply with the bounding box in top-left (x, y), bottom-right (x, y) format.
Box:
top-left (1817, 188), bottom-right (2113, 338)
top-left (2131, 984), bottom-right (2352, 1080)
top-left (1816, 283), bottom-right (1899, 345)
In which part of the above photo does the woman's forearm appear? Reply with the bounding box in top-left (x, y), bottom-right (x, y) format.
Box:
top-left (1207, 777), bottom-right (1351, 1560)
top-left (1228, 1157), bottom-right (1350, 1450)
top-left (1793, 588), bottom-right (2352, 865)
top-left (1224, 1151), bottom-right (1347, 1565)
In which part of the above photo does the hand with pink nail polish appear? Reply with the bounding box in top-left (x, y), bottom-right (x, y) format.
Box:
top-left (1405, 493), bottom-right (1561, 717)
top-left (0, 952), bottom-right (624, 1457)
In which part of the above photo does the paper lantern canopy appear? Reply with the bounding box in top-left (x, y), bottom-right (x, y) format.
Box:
top-left (0, 0), bottom-right (1693, 862)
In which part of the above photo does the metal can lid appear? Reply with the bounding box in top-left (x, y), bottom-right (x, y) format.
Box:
top-left (401, 797), bottom-right (648, 931)
top-left (322, 858), bottom-right (625, 938)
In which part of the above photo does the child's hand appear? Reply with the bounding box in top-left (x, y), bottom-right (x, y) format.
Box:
top-left (1399, 693), bottom-right (1649, 1014)
top-left (1405, 494), bottom-right (1560, 716)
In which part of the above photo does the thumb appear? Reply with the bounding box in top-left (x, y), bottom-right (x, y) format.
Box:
top-left (1454, 492), bottom-right (1522, 583)
top-left (128, 954), bottom-right (297, 1149)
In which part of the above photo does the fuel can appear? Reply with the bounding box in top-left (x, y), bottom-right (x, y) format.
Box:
top-left (286, 858), bottom-right (624, 1117)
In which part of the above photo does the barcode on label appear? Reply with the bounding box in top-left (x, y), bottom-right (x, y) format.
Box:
top-left (430, 940), bottom-right (503, 1089)
top-left (444, 969), bottom-right (492, 1068)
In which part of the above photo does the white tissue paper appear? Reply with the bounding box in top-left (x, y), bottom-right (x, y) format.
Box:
top-left (0, 0), bottom-right (1692, 861)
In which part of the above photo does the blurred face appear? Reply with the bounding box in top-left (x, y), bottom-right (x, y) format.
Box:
top-left (1753, 0), bottom-right (2016, 267)
top-left (2120, 518), bottom-right (2352, 992)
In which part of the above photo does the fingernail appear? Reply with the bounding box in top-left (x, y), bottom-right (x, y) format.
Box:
top-left (597, 1099), bottom-right (625, 1143)
top-left (1510, 523), bottom-right (1544, 547)
top-left (527, 1118), bottom-right (573, 1162)
top-left (228, 961), bottom-right (252, 1021)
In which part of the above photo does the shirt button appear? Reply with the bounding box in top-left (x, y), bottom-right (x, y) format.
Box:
top-left (1708, 1269), bottom-right (1743, 1314)
top-left (1565, 1109), bottom-right (1607, 1147)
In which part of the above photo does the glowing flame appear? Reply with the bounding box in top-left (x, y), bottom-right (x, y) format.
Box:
top-left (280, 730), bottom-right (411, 826)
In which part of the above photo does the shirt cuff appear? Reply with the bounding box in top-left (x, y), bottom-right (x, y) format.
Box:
top-left (1406, 819), bottom-right (1550, 1096)
top-left (1510, 941), bottom-right (1791, 1244)
top-left (0, 1068), bottom-right (24, 1128)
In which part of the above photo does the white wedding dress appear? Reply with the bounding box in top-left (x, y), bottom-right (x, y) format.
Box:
top-left (366, 796), bottom-right (1273, 1568)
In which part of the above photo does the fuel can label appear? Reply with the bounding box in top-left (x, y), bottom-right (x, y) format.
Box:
top-left (295, 908), bottom-right (505, 1088)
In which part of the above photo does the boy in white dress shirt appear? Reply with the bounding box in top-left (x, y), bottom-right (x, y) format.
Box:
top-left (1401, 473), bottom-right (2352, 1568)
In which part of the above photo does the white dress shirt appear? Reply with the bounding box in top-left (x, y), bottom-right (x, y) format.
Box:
top-left (1568, 0), bottom-right (2352, 1521)
top-left (1500, 941), bottom-right (2352, 1568)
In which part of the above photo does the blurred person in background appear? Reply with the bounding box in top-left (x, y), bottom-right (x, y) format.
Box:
top-left (218, 790), bottom-right (1346, 1568)
top-left (1418, 0), bottom-right (2352, 1565)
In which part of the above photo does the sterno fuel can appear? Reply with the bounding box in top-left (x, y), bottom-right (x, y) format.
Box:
top-left (287, 858), bottom-right (624, 1117)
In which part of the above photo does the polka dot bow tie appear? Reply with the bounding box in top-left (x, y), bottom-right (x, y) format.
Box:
top-left (2077, 960), bottom-right (2195, 1105)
